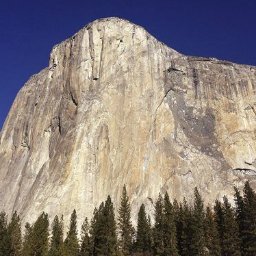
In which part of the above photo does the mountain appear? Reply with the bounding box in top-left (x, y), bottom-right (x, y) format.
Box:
top-left (0, 17), bottom-right (256, 224)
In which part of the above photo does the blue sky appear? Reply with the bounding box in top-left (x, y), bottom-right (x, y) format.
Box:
top-left (0, 0), bottom-right (255, 128)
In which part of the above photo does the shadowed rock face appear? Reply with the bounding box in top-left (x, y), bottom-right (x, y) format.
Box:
top-left (0, 17), bottom-right (256, 224)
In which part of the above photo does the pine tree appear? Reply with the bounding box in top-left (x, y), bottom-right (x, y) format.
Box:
top-left (176, 199), bottom-right (191, 256)
top-left (91, 196), bottom-right (118, 256)
top-left (89, 207), bottom-right (101, 256)
top-left (80, 218), bottom-right (90, 256)
top-left (49, 215), bottom-right (64, 256)
top-left (0, 211), bottom-right (11, 256)
top-left (242, 181), bottom-right (256, 255)
top-left (31, 212), bottom-right (49, 256)
top-left (163, 192), bottom-right (178, 256)
top-left (92, 205), bottom-right (106, 256)
top-left (190, 187), bottom-right (206, 256)
top-left (101, 195), bottom-right (118, 255)
top-left (204, 207), bottom-right (221, 256)
top-left (214, 199), bottom-right (224, 251)
top-left (135, 203), bottom-right (152, 255)
top-left (222, 196), bottom-right (241, 256)
top-left (21, 222), bottom-right (33, 256)
top-left (8, 211), bottom-right (22, 256)
top-left (153, 194), bottom-right (164, 256)
top-left (147, 214), bottom-right (153, 253)
top-left (64, 210), bottom-right (79, 256)
top-left (234, 186), bottom-right (246, 254)
top-left (118, 185), bottom-right (134, 256)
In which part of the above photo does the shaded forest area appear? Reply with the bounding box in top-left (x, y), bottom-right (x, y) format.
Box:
top-left (0, 181), bottom-right (256, 256)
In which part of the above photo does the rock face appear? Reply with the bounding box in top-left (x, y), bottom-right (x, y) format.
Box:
top-left (0, 17), bottom-right (256, 224)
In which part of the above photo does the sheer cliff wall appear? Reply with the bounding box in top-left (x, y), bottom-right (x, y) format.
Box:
top-left (0, 18), bottom-right (256, 223)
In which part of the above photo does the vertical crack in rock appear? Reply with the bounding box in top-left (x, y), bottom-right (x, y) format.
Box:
top-left (249, 104), bottom-right (256, 116)
top-left (192, 68), bottom-right (200, 100)
top-left (70, 91), bottom-right (78, 106)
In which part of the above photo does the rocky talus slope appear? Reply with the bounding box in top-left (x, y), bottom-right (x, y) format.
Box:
top-left (0, 17), bottom-right (256, 223)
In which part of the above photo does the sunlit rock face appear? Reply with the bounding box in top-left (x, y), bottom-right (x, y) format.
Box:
top-left (0, 17), bottom-right (256, 224)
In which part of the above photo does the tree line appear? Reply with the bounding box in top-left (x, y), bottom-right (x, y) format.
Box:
top-left (0, 181), bottom-right (256, 256)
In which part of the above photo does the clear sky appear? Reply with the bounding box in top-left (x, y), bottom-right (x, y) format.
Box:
top-left (0, 0), bottom-right (255, 129)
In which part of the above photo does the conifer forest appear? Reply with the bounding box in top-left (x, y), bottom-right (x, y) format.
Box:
top-left (0, 181), bottom-right (256, 256)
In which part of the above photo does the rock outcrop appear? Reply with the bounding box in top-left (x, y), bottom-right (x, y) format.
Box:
top-left (0, 17), bottom-right (256, 224)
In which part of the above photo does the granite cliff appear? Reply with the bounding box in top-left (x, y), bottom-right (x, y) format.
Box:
top-left (0, 17), bottom-right (256, 223)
